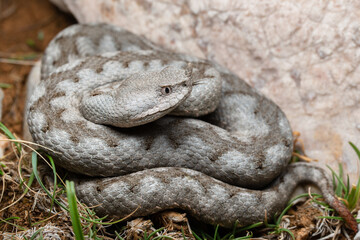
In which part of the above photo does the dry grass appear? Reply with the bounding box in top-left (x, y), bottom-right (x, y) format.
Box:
top-left (0, 129), bottom-right (358, 239)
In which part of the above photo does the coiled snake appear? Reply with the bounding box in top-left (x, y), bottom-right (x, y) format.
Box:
top-left (27, 23), bottom-right (357, 231)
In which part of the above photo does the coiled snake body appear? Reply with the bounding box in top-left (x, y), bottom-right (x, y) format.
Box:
top-left (27, 24), bottom-right (357, 231)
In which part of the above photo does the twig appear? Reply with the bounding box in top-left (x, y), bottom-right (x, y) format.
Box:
top-left (292, 152), bottom-right (317, 162)
top-left (0, 58), bottom-right (37, 66)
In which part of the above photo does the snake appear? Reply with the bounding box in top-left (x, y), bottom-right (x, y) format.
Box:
top-left (26, 23), bottom-right (357, 232)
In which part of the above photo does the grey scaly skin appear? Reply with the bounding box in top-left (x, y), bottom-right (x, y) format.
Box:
top-left (74, 164), bottom-right (346, 228)
top-left (27, 23), bottom-right (357, 231)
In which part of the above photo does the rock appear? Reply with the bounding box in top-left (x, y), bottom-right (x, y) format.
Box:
top-left (47, 0), bottom-right (360, 181)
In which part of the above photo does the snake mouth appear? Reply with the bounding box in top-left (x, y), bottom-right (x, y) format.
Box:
top-left (116, 75), bottom-right (193, 128)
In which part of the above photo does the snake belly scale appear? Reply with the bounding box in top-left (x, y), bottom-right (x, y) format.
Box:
top-left (27, 23), bottom-right (357, 231)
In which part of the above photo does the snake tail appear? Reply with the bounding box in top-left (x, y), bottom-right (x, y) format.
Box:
top-left (74, 162), bottom-right (357, 231)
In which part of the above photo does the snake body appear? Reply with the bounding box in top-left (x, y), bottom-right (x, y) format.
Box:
top-left (27, 24), bottom-right (357, 231)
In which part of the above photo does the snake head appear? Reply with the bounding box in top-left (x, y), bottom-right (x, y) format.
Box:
top-left (80, 65), bottom-right (193, 128)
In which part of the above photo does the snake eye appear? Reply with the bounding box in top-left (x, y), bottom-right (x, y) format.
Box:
top-left (161, 86), bottom-right (172, 95)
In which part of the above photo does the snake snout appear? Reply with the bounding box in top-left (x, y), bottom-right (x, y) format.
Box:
top-left (80, 67), bottom-right (194, 128)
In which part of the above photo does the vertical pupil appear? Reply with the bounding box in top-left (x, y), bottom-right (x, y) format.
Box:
top-left (165, 87), bottom-right (170, 94)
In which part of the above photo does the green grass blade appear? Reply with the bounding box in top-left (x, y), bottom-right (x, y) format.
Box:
top-left (32, 153), bottom-right (124, 228)
top-left (201, 231), bottom-right (212, 240)
top-left (347, 142), bottom-right (360, 210)
top-left (0, 83), bottom-right (12, 89)
top-left (348, 178), bottom-right (360, 210)
top-left (222, 222), bottom-right (263, 239)
top-left (0, 162), bottom-right (5, 176)
top-left (29, 227), bottom-right (44, 240)
top-left (0, 122), bottom-right (21, 152)
top-left (66, 180), bottom-right (84, 240)
top-left (275, 202), bottom-right (295, 226)
top-left (213, 224), bottom-right (220, 240)
top-left (181, 227), bottom-right (186, 240)
top-left (273, 193), bottom-right (316, 226)
top-left (345, 175), bottom-right (350, 199)
top-left (143, 231), bottom-right (149, 240)
top-left (334, 163), bottom-right (344, 196)
top-left (46, 155), bottom-right (58, 213)
top-left (327, 165), bottom-right (347, 197)
top-left (349, 142), bottom-right (360, 160)
top-left (115, 231), bottom-right (125, 240)
top-left (192, 231), bottom-right (203, 240)
top-left (25, 171), bottom-right (35, 195)
top-left (0, 217), bottom-right (27, 231)
top-left (146, 227), bottom-right (165, 239)
top-left (318, 216), bottom-right (344, 220)
top-left (232, 231), bottom-right (254, 239)
top-left (88, 227), bottom-right (94, 239)
top-left (231, 220), bottom-right (239, 237)
top-left (236, 222), bottom-right (263, 232)
top-left (31, 152), bottom-right (67, 210)
top-left (311, 195), bottom-right (329, 208)
top-left (277, 228), bottom-right (295, 240)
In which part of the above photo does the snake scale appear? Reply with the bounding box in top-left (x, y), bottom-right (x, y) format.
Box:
top-left (27, 23), bottom-right (357, 231)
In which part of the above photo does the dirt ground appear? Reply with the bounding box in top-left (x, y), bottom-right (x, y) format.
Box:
top-left (0, 0), bottom-right (358, 239)
top-left (0, 0), bottom-right (75, 136)
top-left (0, 0), bottom-right (76, 238)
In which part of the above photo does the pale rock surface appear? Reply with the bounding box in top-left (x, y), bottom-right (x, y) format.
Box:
top-left (47, 0), bottom-right (360, 181)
